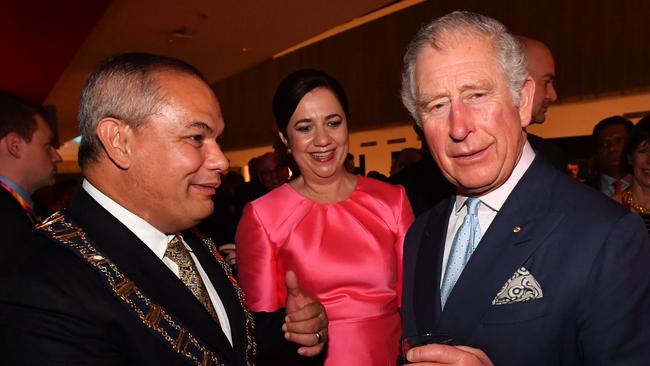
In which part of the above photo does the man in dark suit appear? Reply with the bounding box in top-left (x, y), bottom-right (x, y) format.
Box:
top-left (399, 11), bottom-right (650, 365)
top-left (0, 53), bottom-right (327, 365)
top-left (585, 116), bottom-right (634, 197)
top-left (389, 125), bottom-right (454, 217)
top-left (0, 93), bottom-right (62, 259)
top-left (517, 36), bottom-right (567, 172)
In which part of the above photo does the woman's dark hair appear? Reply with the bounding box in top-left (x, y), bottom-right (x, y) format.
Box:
top-left (272, 69), bottom-right (349, 137)
top-left (625, 115), bottom-right (650, 168)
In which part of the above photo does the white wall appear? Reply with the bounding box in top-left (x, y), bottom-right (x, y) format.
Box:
top-left (527, 92), bottom-right (650, 138)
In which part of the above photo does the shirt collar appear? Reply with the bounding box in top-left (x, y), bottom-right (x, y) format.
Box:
top-left (0, 176), bottom-right (33, 207)
top-left (600, 173), bottom-right (633, 186)
top-left (82, 179), bottom-right (170, 260)
top-left (455, 141), bottom-right (536, 213)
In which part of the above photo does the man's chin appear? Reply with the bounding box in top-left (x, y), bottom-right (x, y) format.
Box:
top-left (195, 203), bottom-right (215, 221)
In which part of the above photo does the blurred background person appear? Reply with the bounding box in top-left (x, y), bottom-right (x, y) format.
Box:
top-left (586, 116), bottom-right (634, 197)
top-left (389, 147), bottom-right (422, 176)
top-left (234, 152), bottom-right (290, 219)
top-left (614, 115), bottom-right (650, 235)
top-left (566, 162), bottom-right (581, 180)
top-left (236, 69), bottom-right (414, 365)
top-left (33, 178), bottom-right (78, 213)
top-left (257, 151), bottom-right (291, 190)
top-left (197, 170), bottom-right (245, 266)
top-left (517, 36), bottom-right (568, 172)
top-left (389, 125), bottom-right (454, 217)
top-left (344, 152), bottom-right (356, 173)
top-left (213, 152), bottom-right (290, 268)
top-left (0, 92), bottom-right (61, 259)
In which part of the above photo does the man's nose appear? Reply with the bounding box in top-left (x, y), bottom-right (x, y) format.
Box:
top-left (449, 103), bottom-right (473, 141)
top-left (547, 83), bottom-right (558, 103)
top-left (52, 148), bottom-right (63, 164)
top-left (205, 142), bottom-right (229, 172)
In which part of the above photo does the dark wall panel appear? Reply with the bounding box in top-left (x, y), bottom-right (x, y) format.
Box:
top-left (215, 0), bottom-right (650, 150)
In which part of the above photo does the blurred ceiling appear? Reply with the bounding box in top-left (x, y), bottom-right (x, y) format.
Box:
top-left (0, 0), bottom-right (397, 144)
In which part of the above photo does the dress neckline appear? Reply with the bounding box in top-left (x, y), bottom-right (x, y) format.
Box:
top-left (284, 175), bottom-right (362, 205)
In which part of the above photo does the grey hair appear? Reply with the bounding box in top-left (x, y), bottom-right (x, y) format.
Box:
top-left (400, 11), bottom-right (528, 127)
top-left (77, 52), bottom-right (207, 168)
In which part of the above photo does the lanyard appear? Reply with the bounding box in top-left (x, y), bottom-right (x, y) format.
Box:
top-left (0, 180), bottom-right (36, 223)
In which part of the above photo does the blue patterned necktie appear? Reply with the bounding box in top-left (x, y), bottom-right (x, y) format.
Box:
top-left (440, 197), bottom-right (482, 308)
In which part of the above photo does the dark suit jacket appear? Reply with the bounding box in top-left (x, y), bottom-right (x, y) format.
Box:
top-left (0, 186), bottom-right (33, 262)
top-left (389, 154), bottom-right (455, 217)
top-left (402, 157), bottom-right (650, 365)
top-left (0, 188), bottom-right (289, 365)
top-left (527, 133), bottom-right (568, 173)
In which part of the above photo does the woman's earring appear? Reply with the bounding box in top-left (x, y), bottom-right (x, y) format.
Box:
top-left (287, 147), bottom-right (292, 154)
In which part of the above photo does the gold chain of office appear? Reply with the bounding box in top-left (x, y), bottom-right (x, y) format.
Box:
top-left (35, 211), bottom-right (256, 366)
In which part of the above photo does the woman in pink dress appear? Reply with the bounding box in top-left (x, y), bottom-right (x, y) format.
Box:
top-left (236, 69), bottom-right (414, 365)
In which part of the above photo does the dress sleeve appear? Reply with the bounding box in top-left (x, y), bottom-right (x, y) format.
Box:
top-left (394, 185), bottom-right (415, 308)
top-left (236, 203), bottom-right (286, 312)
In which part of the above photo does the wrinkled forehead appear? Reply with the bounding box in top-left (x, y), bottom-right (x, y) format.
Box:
top-left (414, 36), bottom-right (503, 89)
top-left (428, 27), bottom-right (497, 53)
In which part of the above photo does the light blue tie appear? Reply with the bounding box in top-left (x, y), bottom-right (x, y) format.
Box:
top-left (440, 197), bottom-right (482, 308)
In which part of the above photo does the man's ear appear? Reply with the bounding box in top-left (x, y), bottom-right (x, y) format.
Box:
top-left (3, 133), bottom-right (26, 158)
top-left (96, 118), bottom-right (134, 169)
top-left (518, 76), bottom-right (535, 128)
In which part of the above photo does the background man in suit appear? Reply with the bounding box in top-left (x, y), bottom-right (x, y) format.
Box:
top-left (518, 36), bottom-right (567, 172)
top-left (586, 116), bottom-right (635, 197)
top-left (389, 125), bottom-right (454, 217)
top-left (0, 92), bottom-right (61, 258)
top-left (399, 11), bottom-right (650, 365)
top-left (0, 53), bottom-right (327, 365)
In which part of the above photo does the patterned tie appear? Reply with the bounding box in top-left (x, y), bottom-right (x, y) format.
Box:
top-left (440, 197), bottom-right (482, 308)
top-left (165, 235), bottom-right (219, 324)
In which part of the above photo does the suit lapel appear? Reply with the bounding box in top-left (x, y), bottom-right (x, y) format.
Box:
top-left (67, 189), bottom-right (237, 363)
top-left (434, 158), bottom-right (565, 338)
top-left (185, 234), bottom-right (248, 365)
top-left (413, 197), bottom-right (453, 333)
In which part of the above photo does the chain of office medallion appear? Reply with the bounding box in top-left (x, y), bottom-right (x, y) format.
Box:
top-left (36, 212), bottom-right (227, 366)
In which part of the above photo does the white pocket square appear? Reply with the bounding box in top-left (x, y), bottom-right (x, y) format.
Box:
top-left (492, 267), bottom-right (543, 305)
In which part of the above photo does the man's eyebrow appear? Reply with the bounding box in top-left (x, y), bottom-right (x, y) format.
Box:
top-left (417, 92), bottom-right (449, 106)
top-left (458, 80), bottom-right (493, 93)
top-left (187, 121), bottom-right (214, 134)
top-left (47, 136), bottom-right (60, 147)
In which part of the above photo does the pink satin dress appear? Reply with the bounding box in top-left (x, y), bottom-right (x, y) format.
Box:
top-left (236, 176), bottom-right (414, 365)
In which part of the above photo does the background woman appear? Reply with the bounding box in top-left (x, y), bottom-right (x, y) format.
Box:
top-left (614, 115), bottom-right (650, 235)
top-left (236, 69), bottom-right (414, 365)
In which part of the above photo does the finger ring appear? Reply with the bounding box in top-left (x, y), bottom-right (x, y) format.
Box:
top-left (315, 330), bottom-right (322, 343)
